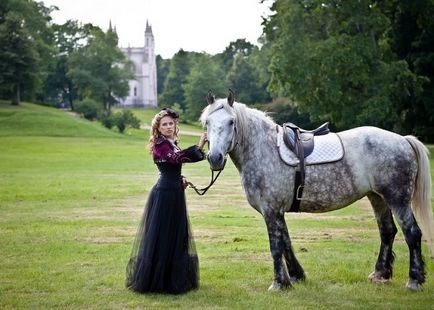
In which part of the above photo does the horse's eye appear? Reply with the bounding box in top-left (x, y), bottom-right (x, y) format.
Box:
top-left (229, 120), bottom-right (234, 126)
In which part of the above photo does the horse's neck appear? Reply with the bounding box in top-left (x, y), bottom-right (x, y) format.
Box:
top-left (229, 111), bottom-right (276, 172)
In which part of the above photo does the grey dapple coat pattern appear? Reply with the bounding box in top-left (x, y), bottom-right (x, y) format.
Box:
top-left (200, 91), bottom-right (434, 291)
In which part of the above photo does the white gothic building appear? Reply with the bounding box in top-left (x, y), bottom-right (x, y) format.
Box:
top-left (119, 22), bottom-right (158, 107)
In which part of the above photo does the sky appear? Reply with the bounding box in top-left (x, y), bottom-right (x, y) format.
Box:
top-left (41, 0), bottom-right (272, 59)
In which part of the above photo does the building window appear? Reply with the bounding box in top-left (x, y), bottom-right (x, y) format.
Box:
top-left (134, 87), bottom-right (137, 96)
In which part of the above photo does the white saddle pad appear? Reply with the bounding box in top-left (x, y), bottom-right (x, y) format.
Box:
top-left (277, 127), bottom-right (344, 166)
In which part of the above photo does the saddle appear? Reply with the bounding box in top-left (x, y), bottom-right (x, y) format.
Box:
top-left (282, 122), bottom-right (330, 212)
top-left (282, 122), bottom-right (330, 158)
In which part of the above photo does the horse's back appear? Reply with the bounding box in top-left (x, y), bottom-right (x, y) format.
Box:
top-left (338, 126), bottom-right (415, 160)
top-left (338, 126), bottom-right (417, 197)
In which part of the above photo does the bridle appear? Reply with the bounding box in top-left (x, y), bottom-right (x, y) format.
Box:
top-left (187, 157), bottom-right (226, 196)
top-left (188, 112), bottom-right (238, 196)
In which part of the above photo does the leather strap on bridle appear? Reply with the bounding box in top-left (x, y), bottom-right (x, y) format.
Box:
top-left (189, 119), bottom-right (237, 196)
top-left (187, 167), bottom-right (224, 196)
top-left (187, 156), bottom-right (226, 196)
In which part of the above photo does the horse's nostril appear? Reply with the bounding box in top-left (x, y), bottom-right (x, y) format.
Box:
top-left (208, 152), bottom-right (224, 167)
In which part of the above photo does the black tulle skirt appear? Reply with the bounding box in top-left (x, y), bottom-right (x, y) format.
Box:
top-left (126, 184), bottom-right (199, 294)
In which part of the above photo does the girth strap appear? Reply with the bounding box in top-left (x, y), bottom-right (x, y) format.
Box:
top-left (289, 126), bottom-right (305, 212)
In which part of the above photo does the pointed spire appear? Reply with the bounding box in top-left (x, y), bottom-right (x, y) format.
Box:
top-left (145, 20), bottom-right (152, 33)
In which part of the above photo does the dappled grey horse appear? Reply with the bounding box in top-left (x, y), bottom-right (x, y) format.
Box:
top-left (200, 90), bottom-right (434, 291)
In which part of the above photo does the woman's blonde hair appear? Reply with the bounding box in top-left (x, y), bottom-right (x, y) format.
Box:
top-left (148, 110), bottom-right (179, 153)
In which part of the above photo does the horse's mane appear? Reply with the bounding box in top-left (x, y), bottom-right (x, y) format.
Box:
top-left (200, 98), bottom-right (276, 146)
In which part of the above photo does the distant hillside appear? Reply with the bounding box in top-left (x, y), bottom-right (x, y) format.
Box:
top-left (0, 101), bottom-right (121, 138)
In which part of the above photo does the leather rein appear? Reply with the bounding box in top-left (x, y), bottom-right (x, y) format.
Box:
top-left (187, 156), bottom-right (227, 196)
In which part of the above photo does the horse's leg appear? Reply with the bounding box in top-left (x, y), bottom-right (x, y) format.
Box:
top-left (394, 208), bottom-right (425, 290)
top-left (281, 216), bottom-right (305, 284)
top-left (383, 195), bottom-right (425, 290)
top-left (263, 209), bottom-right (291, 290)
top-left (367, 193), bottom-right (397, 284)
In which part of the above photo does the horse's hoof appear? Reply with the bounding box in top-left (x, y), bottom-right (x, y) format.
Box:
top-left (289, 276), bottom-right (302, 285)
top-left (268, 281), bottom-right (282, 291)
top-left (268, 281), bottom-right (291, 291)
top-left (405, 280), bottom-right (422, 291)
top-left (368, 271), bottom-right (391, 284)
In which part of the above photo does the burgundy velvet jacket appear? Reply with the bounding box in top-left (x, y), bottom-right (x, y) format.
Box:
top-left (152, 136), bottom-right (205, 164)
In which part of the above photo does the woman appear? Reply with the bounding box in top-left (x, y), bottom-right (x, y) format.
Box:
top-left (126, 107), bottom-right (207, 294)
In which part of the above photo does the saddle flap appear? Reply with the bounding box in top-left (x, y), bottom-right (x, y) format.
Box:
top-left (299, 133), bottom-right (314, 157)
top-left (282, 125), bottom-right (296, 152)
top-left (282, 124), bottom-right (323, 158)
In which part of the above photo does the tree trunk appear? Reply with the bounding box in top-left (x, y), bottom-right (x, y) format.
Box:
top-left (107, 90), bottom-right (112, 111)
top-left (67, 82), bottom-right (74, 110)
top-left (12, 83), bottom-right (20, 105)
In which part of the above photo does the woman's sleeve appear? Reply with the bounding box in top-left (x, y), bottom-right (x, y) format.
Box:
top-left (153, 141), bottom-right (205, 164)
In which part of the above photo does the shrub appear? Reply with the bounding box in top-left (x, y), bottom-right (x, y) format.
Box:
top-left (98, 110), bottom-right (116, 129)
top-left (74, 98), bottom-right (102, 120)
top-left (112, 110), bottom-right (140, 133)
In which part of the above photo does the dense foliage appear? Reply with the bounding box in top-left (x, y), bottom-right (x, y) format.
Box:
top-left (0, 0), bottom-right (433, 141)
top-left (263, 0), bottom-right (434, 141)
top-left (0, 0), bottom-right (54, 104)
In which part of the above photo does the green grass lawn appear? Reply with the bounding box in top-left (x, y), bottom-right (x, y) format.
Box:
top-left (1, 101), bottom-right (434, 309)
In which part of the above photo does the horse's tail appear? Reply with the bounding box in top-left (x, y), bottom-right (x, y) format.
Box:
top-left (405, 135), bottom-right (434, 257)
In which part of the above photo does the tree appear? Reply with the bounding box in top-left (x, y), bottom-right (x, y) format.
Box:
top-left (226, 49), bottom-right (271, 105)
top-left (0, 0), bottom-right (54, 104)
top-left (183, 55), bottom-right (226, 120)
top-left (67, 25), bottom-right (133, 110)
top-left (0, 11), bottom-right (38, 104)
top-left (248, 43), bottom-right (273, 103)
top-left (41, 20), bottom-right (94, 109)
top-left (215, 39), bottom-right (255, 72)
top-left (379, 0), bottom-right (434, 140)
top-left (264, 0), bottom-right (425, 132)
top-left (159, 49), bottom-right (193, 110)
top-left (156, 55), bottom-right (170, 96)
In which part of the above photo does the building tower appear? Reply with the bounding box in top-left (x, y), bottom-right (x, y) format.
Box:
top-left (119, 21), bottom-right (158, 107)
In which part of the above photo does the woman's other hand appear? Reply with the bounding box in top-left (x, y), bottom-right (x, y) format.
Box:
top-left (182, 177), bottom-right (189, 189)
top-left (198, 132), bottom-right (207, 150)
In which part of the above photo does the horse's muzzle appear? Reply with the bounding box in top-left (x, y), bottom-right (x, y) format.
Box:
top-left (207, 152), bottom-right (226, 171)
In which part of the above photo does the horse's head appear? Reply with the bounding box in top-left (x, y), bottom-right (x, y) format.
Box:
top-left (201, 90), bottom-right (237, 171)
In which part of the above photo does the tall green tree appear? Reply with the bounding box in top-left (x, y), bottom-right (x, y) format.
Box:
top-left (226, 48), bottom-right (271, 105)
top-left (184, 55), bottom-right (226, 120)
top-left (0, 11), bottom-right (38, 104)
top-left (226, 52), bottom-right (258, 104)
top-left (379, 0), bottom-right (434, 140)
top-left (42, 20), bottom-right (94, 109)
top-left (215, 39), bottom-right (255, 73)
top-left (159, 49), bottom-right (194, 110)
top-left (67, 25), bottom-right (133, 110)
top-left (156, 55), bottom-right (170, 96)
top-left (264, 0), bottom-right (425, 132)
top-left (249, 42), bottom-right (273, 102)
top-left (0, 0), bottom-right (54, 104)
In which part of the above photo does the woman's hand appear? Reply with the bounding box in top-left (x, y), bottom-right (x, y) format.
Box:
top-left (198, 132), bottom-right (208, 150)
top-left (182, 177), bottom-right (189, 189)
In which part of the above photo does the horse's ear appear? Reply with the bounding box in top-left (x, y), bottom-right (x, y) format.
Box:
top-left (228, 89), bottom-right (235, 107)
top-left (207, 90), bottom-right (215, 105)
